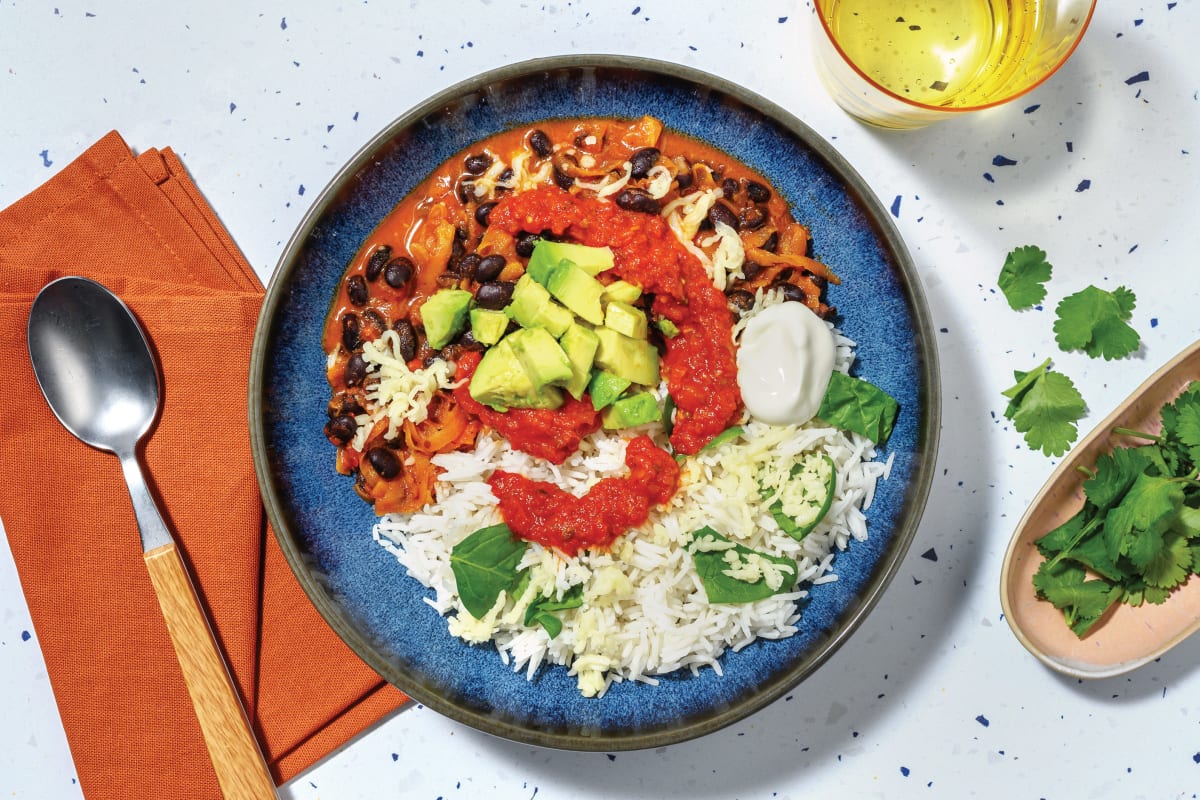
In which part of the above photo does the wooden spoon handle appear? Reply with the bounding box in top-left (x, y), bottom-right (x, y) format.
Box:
top-left (144, 542), bottom-right (277, 799)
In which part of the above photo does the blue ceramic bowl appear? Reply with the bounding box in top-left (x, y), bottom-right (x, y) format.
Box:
top-left (249, 56), bottom-right (940, 750)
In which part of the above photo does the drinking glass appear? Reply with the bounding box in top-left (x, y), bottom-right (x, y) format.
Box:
top-left (811, 0), bottom-right (1097, 129)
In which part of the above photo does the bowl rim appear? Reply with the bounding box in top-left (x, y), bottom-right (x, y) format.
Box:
top-left (248, 53), bottom-right (942, 750)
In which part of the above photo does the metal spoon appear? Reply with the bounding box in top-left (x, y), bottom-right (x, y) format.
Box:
top-left (28, 276), bottom-right (277, 799)
top-left (1000, 338), bottom-right (1200, 679)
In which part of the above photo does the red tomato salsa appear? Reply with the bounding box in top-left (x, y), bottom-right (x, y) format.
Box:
top-left (487, 436), bottom-right (681, 557)
top-left (488, 185), bottom-right (742, 455)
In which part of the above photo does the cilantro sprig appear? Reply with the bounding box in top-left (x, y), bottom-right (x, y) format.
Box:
top-left (1032, 381), bottom-right (1200, 637)
top-left (1001, 358), bottom-right (1087, 457)
top-left (1053, 285), bottom-right (1141, 360)
top-left (998, 245), bottom-right (1053, 310)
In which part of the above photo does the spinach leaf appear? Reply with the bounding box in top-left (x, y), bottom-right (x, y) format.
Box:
top-left (524, 583), bottom-right (584, 639)
top-left (450, 523), bottom-right (528, 619)
top-left (759, 454), bottom-right (837, 541)
top-left (702, 425), bottom-right (744, 452)
top-left (817, 371), bottom-right (899, 445)
top-left (689, 526), bottom-right (796, 604)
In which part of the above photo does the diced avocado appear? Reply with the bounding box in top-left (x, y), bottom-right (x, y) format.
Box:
top-left (507, 327), bottom-right (572, 389)
top-left (594, 327), bottom-right (660, 387)
top-left (588, 370), bottom-right (632, 411)
top-left (469, 308), bottom-right (509, 346)
top-left (656, 318), bottom-right (680, 338)
top-left (601, 279), bottom-right (642, 305)
top-left (527, 240), bottom-right (615, 280)
top-left (526, 255), bottom-right (564, 287)
top-left (601, 391), bottom-right (661, 430)
top-left (469, 335), bottom-right (564, 412)
top-left (421, 289), bottom-right (472, 350)
top-left (604, 300), bottom-right (648, 339)
top-left (558, 324), bottom-right (600, 400)
top-left (506, 274), bottom-right (574, 337)
top-left (547, 262), bottom-right (605, 326)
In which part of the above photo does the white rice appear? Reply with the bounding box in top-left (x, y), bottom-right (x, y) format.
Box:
top-left (370, 292), bottom-right (891, 698)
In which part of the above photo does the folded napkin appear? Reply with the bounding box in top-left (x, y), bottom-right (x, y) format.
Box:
top-left (0, 132), bottom-right (406, 798)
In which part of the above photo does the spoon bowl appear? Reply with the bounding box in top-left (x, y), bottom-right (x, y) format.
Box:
top-left (27, 276), bottom-right (277, 799)
top-left (1000, 339), bottom-right (1200, 679)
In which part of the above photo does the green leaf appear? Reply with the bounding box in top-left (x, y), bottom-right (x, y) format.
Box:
top-left (1035, 510), bottom-right (1087, 558)
top-left (817, 371), bottom-right (899, 445)
top-left (689, 527), bottom-right (796, 604)
top-left (1082, 447), bottom-right (1152, 509)
top-left (1141, 530), bottom-right (1192, 589)
top-left (1001, 359), bottom-right (1086, 457)
top-left (1053, 285), bottom-right (1140, 360)
top-left (1103, 472), bottom-right (1183, 562)
top-left (523, 584), bottom-right (584, 639)
top-left (760, 454), bottom-right (837, 541)
top-left (1032, 560), bottom-right (1120, 638)
top-left (450, 524), bottom-right (528, 619)
top-left (702, 425), bottom-right (744, 452)
top-left (997, 245), bottom-right (1053, 310)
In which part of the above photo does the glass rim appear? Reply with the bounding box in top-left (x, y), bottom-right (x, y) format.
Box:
top-left (811, 0), bottom-right (1099, 115)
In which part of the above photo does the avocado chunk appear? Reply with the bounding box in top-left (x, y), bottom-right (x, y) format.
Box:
top-left (527, 240), bottom-right (615, 281)
top-left (507, 327), bottom-right (572, 389)
top-left (656, 318), bottom-right (680, 338)
top-left (558, 323), bottom-right (600, 400)
top-left (469, 308), bottom-right (509, 346)
top-left (421, 289), bottom-right (472, 350)
top-left (587, 370), bottom-right (632, 411)
top-left (601, 391), bottom-right (661, 430)
top-left (506, 274), bottom-right (574, 337)
top-left (604, 300), bottom-right (648, 339)
top-left (547, 262), bottom-right (605, 325)
top-left (594, 327), bottom-right (660, 387)
top-left (601, 279), bottom-right (642, 304)
top-left (469, 335), bottom-right (564, 412)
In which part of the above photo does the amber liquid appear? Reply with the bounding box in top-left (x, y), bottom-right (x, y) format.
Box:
top-left (819, 0), bottom-right (1049, 108)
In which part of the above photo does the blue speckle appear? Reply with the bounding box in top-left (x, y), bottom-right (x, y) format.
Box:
top-left (890, 195), bottom-right (901, 218)
top-left (1135, 18), bottom-right (1143, 25)
top-left (298, 185), bottom-right (306, 196)
top-left (1193, 752), bottom-right (1200, 763)
top-left (1024, 104), bottom-right (1040, 113)
top-left (1150, 318), bottom-right (1158, 328)
top-left (391, 752), bottom-right (398, 762)
top-left (1075, 179), bottom-right (1091, 192)
top-left (229, 102), bottom-right (236, 113)
top-left (778, 16), bottom-right (788, 23)
top-left (976, 714), bottom-right (990, 727)
top-left (327, 124), bottom-right (334, 132)
top-left (353, 111), bottom-right (360, 121)
top-left (992, 154), bottom-right (1018, 167)
top-left (1066, 141), bottom-right (1074, 152)
top-left (1125, 71), bottom-right (1150, 85)
top-left (39, 149), bottom-right (52, 168)
top-left (281, 17), bottom-right (287, 29)
top-left (688, 45), bottom-right (697, 51)
top-left (417, 50), bottom-right (424, 57)
top-left (983, 172), bottom-right (994, 183)
top-left (631, 6), bottom-right (641, 14)
top-left (921, 548), bottom-right (937, 562)
top-left (21, 630), bottom-right (31, 641)
top-left (900, 766), bottom-right (911, 777)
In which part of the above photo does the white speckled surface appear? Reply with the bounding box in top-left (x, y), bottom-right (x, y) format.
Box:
top-left (3, 1), bottom-right (1200, 797)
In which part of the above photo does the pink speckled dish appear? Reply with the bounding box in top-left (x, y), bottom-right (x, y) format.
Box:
top-left (1001, 339), bottom-right (1200, 679)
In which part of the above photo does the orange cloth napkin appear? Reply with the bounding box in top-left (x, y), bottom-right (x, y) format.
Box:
top-left (0, 132), bottom-right (406, 798)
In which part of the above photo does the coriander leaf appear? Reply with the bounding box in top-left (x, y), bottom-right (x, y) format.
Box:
top-left (1001, 358), bottom-right (1086, 456)
top-left (817, 371), bottom-right (900, 445)
top-left (1173, 504), bottom-right (1200, 538)
top-left (689, 526), bottom-right (796, 604)
top-left (1035, 510), bottom-right (1087, 558)
top-left (1140, 530), bottom-right (1192, 589)
top-left (1159, 382), bottom-right (1200, 441)
top-left (998, 245), bottom-right (1052, 310)
top-left (1082, 447), bottom-right (1152, 509)
top-left (450, 523), bottom-right (528, 619)
top-left (1032, 560), bottom-right (1119, 637)
top-left (1053, 285), bottom-right (1140, 360)
top-left (1070, 529), bottom-right (1129, 583)
top-left (1174, 402), bottom-right (1200, 467)
top-left (1103, 472), bottom-right (1183, 562)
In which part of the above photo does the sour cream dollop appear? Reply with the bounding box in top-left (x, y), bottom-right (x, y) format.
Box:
top-left (736, 302), bottom-right (836, 426)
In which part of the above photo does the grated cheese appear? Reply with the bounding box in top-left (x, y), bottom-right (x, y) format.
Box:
top-left (353, 330), bottom-right (460, 449)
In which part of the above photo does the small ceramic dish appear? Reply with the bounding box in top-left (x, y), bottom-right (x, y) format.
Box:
top-left (249, 55), bottom-right (940, 749)
top-left (1001, 339), bottom-right (1200, 679)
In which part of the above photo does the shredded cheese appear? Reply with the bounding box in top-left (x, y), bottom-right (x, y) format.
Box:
top-left (573, 161), bottom-right (632, 198)
top-left (354, 330), bottom-right (459, 448)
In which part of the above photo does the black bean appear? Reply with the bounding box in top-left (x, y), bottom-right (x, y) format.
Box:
top-left (344, 353), bottom-right (367, 387)
top-left (615, 188), bottom-right (660, 215)
top-left (464, 153), bottom-right (491, 175)
top-left (721, 177), bottom-right (739, 198)
top-left (515, 231), bottom-right (539, 258)
top-left (327, 393), bottom-right (363, 418)
top-left (324, 414), bottom-right (357, 445)
top-left (457, 253), bottom-right (482, 281)
top-left (365, 245), bottom-right (392, 281)
top-left (346, 274), bottom-right (369, 306)
top-left (361, 308), bottom-right (386, 337)
top-left (365, 447), bottom-right (401, 480)
top-left (553, 167), bottom-right (575, 191)
top-left (341, 313), bottom-right (361, 351)
top-left (675, 170), bottom-right (693, 190)
top-left (392, 319), bottom-right (418, 361)
top-left (384, 257), bottom-right (413, 289)
top-left (499, 167), bottom-right (513, 183)
top-left (780, 283), bottom-right (807, 303)
top-left (474, 254), bottom-right (506, 282)
top-left (742, 261), bottom-right (762, 280)
top-left (449, 230), bottom-right (467, 268)
top-left (774, 267), bottom-right (796, 283)
top-left (707, 202), bottom-right (740, 231)
top-left (740, 207), bottom-right (768, 231)
top-left (727, 290), bottom-right (755, 312)
top-left (475, 200), bottom-right (498, 228)
top-left (629, 147), bottom-right (659, 179)
top-left (475, 280), bottom-right (515, 309)
top-left (761, 230), bottom-right (779, 253)
top-left (746, 180), bottom-right (771, 203)
top-left (529, 129), bottom-right (553, 158)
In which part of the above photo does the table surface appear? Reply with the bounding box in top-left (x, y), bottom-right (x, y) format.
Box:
top-left (3, 2), bottom-right (1199, 798)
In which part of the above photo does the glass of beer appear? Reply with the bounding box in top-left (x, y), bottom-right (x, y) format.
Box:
top-left (812, 0), bottom-right (1097, 129)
